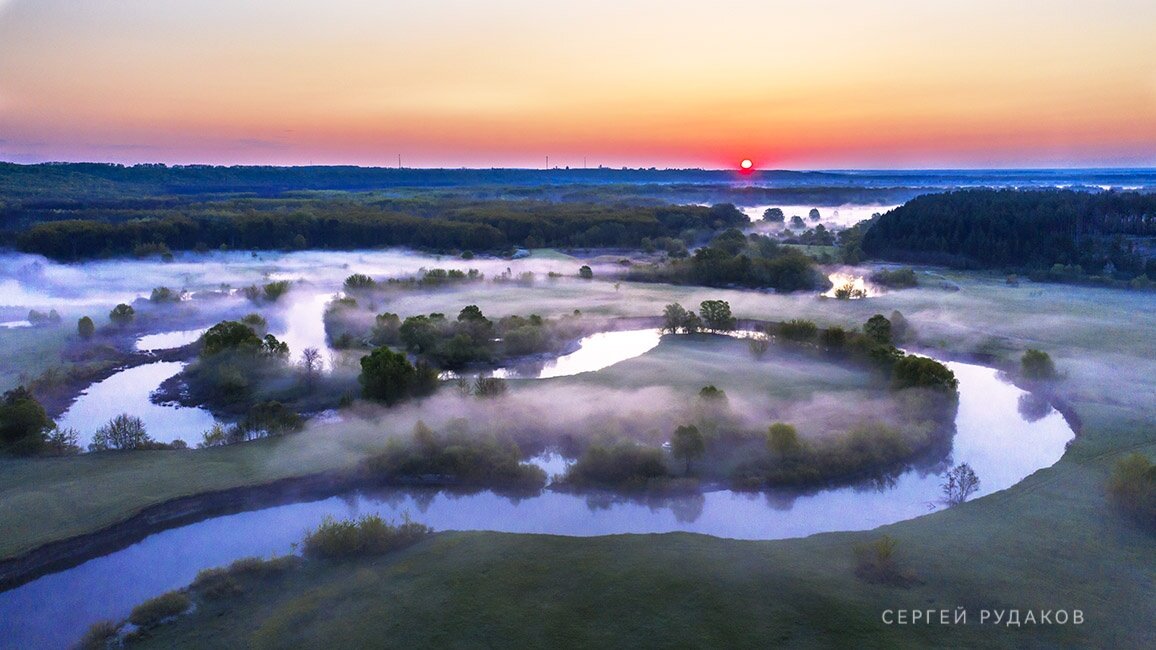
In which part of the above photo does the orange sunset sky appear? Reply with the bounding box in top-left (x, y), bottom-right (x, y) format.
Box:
top-left (1, 0), bottom-right (1154, 169)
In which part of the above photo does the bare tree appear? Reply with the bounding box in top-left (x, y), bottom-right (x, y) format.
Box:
top-left (300, 347), bottom-right (323, 388)
top-left (941, 463), bottom-right (980, 506)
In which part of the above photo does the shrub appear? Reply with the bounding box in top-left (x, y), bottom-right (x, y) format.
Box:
top-left (779, 319), bottom-right (817, 342)
top-left (240, 312), bottom-right (268, 333)
top-left (1108, 453), bottom-right (1156, 527)
top-left (302, 514), bottom-right (432, 560)
top-left (263, 280), bottom-right (291, 301)
top-left (578, 265), bottom-right (593, 279)
top-left (128, 590), bottom-right (190, 628)
top-left (853, 535), bottom-right (917, 587)
top-left (191, 555), bottom-right (299, 599)
top-left (473, 376), bottom-right (508, 399)
top-left (364, 423), bottom-right (545, 490)
top-left (564, 441), bottom-right (669, 489)
top-left (77, 620), bottom-right (120, 650)
top-left (241, 401), bottom-right (305, 437)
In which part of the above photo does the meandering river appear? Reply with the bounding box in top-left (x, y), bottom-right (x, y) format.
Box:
top-left (0, 336), bottom-right (1073, 649)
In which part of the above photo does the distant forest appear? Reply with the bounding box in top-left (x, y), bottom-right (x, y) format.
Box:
top-left (862, 189), bottom-right (1156, 277)
top-left (4, 196), bottom-right (751, 260)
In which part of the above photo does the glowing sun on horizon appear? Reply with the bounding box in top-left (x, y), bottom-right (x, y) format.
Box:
top-left (740, 159), bottom-right (753, 170)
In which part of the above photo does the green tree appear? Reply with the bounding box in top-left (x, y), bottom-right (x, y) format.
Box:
top-left (263, 281), bottom-right (291, 302)
top-left (699, 300), bottom-right (736, 332)
top-left (662, 303), bottom-right (690, 334)
top-left (260, 334), bottom-right (290, 358)
top-left (1021, 349), bottom-right (1058, 380)
top-left (578, 265), bottom-right (594, 279)
top-left (344, 273), bottom-right (376, 291)
top-left (360, 347), bottom-right (418, 405)
top-left (819, 326), bottom-right (847, 351)
top-left (77, 316), bottom-right (95, 340)
top-left (864, 314), bottom-right (892, 344)
top-left (762, 207), bottom-right (785, 222)
top-left (201, 321), bottom-right (262, 357)
top-left (149, 287), bottom-right (180, 303)
top-left (90, 414), bottom-right (154, 451)
top-left (0, 387), bottom-right (53, 455)
top-left (399, 315), bottom-right (439, 354)
top-left (808, 208), bottom-right (821, 221)
top-left (671, 424), bottom-right (705, 475)
top-left (891, 356), bottom-right (959, 392)
top-left (780, 319), bottom-right (817, 342)
top-left (109, 303), bottom-right (135, 327)
top-left (766, 422), bottom-right (801, 456)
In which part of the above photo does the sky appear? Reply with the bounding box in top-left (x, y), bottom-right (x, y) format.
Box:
top-left (1, 0), bottom-right (1154, 169)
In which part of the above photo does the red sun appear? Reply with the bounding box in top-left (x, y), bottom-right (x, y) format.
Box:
top-left (740, 159), bottom-right (753, 170)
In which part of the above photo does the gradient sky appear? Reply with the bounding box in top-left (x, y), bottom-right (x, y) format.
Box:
top-left (1, 0), bottom-right (1154, 169)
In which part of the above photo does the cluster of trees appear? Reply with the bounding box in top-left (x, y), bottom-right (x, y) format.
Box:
top-left (338, 303), bottom-right (584, 369)
top-left (198, 401), bottom-right (306, 447)
top-left (26, 309), bottom-right (62, 325)
top-left (9, 194), bottom-right (750, 259)
top-left (180, 320), bottom-right (296, 410)
top-left (561, 440), bottom-right (670, 490)
top-left (868, 268), bottom-right (918, 288)
top-left (862, 189), bottom-right (1156, 278)
top-left (628, 229), bottom-right (821, 292)
top-left (662, 300), bottom-right (736, 334)
top-left (358, 347), bottom-right (439, 405)
top-left (361, 421), bottom-right (546, 491)
top-left (1, 387), bottom-right (190, 455)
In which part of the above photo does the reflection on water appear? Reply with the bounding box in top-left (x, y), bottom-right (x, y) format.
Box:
top-left (56, 361), bottom-right (218, 448)
top-left (505, 329), bottom-right (662, 379)
top-left (134, 329), bottom-right (204, 351)
top-left (272, 291), bottom-right (337, 371)
top-left (0, 359), bottom-right (1074, 649)
top-left (464, 329), bottom-right (664, 380)
top-left (0, 320), bottom-right (32, 329)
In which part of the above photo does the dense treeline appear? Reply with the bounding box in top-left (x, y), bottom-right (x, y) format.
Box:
top-left (626, 228), bottom-right (823, 292)
top-left (8, 197), bottom-right (748, 259)
top-left (862, 189), bottom-right (1156, 275)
